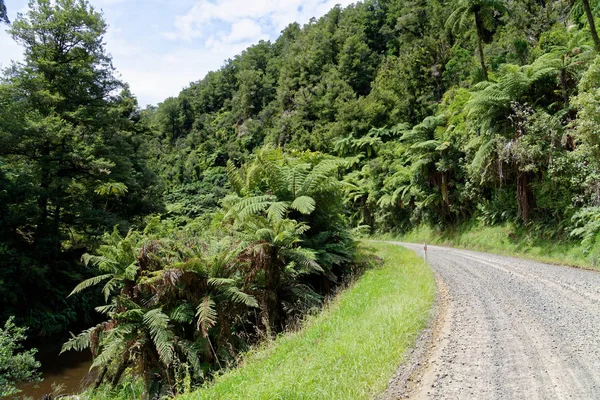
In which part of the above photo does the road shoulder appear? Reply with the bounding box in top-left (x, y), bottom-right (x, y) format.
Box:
top-left (379, 272), bottom-right (452, 399)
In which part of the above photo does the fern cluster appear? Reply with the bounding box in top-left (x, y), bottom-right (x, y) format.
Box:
top-left (63, 150), bottom-right (357, 398)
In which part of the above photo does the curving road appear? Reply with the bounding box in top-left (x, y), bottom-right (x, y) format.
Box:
top-left (385, 243), bottom-right (600, 400)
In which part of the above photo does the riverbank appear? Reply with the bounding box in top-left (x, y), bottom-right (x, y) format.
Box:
top-left (14, 341), bottom-right (93, 399)
top-left (175, 242), bottom-right (434, 399)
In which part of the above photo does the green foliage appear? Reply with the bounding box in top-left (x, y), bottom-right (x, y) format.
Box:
top-left (446, 0), bottom-right (508, 80)
top-left (180, 243), bottom-right (434, 400)
top-left (0, 317), bottom-right (41, 397)
top-left (62, 225), bottom-right (260, 398)
top-left (61, 148), bottom-right (358, 395)
top-left (0, 0), bottom-right (160, 334)
top-left (0, 0), bottom-right (8, 23)
top-left (5, 0), bottom-right (600, 396)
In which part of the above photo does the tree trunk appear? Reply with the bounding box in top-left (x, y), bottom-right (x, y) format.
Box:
top-left (94, 366), bottom-right (108, 389)
top-left (111, 361), bottom-right (129, 388)
top-left (516, 172), bottom-right (531, 224)
top-left (262, 249), bottom-right (282, 337)
top-left (560, 64), bottom-right (569, 104)
top-left (582, 0), bottom-right (600, 52)
top-left (362, 196), bottom-right (374, 232)
top-left (474, 12), bottom-right (489, 81)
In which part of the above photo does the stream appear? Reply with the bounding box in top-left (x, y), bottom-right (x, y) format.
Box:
top-left (13, 345), bottom-right (95, 400)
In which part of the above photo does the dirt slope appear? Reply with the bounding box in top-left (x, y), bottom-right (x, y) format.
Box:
top-left (383, 243), bottom-right (600, 400)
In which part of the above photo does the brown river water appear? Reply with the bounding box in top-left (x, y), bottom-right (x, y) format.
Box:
top-left (11, 348), bottom-right (95, 400)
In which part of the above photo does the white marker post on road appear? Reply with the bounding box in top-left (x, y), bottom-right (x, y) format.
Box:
top-left (424, 243), bottom-right (428, 263)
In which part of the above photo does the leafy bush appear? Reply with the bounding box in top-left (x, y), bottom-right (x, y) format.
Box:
top-left (0, 317), bottom-right (41, 397)
top-left (570, 207), bottom-right (600, 264)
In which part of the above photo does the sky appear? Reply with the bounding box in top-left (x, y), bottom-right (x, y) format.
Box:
top-left (0, 0), bottom-right (356, 106)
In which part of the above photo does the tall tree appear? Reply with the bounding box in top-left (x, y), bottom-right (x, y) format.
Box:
top-left (0, 0), bottom-right (8, 23)
top-left (446, 0), bottom-right (507, 81)
top-left (0, 0), bottom-right (158, 334)
top-left (571, 0), bottom-right (600, 51)
top-left (7, 0), bottom-right (122, 254)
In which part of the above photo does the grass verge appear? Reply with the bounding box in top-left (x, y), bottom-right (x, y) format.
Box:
top-left (178, 242), bottom-right (434, 400)
top-left (389, 222), bottom-right (598, 270)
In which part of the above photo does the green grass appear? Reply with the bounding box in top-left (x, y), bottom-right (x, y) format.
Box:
top-left (178, 242), bottom-right (435, 400)
top-left (389, 221), bottom-right (599, 270)
top-left (78, 377), bottom-right (145, 400)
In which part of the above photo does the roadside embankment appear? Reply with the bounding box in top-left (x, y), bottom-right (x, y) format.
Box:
top-left (391, 223), bottom-right (599, 270)
top-left (178, 242), bottom-right (435, 400)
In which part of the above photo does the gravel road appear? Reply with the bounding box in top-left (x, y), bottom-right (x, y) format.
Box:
top-left (384, 243), bottom-right (600, 400)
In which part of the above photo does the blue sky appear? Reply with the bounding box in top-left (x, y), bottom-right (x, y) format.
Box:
top-left (0, 0), bottom-right (356, 106)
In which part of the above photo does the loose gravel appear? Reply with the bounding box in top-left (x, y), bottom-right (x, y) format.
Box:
top-left (383, 243), bottom-right (600, 400)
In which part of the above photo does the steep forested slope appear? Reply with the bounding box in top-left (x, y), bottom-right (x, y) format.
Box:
top-left (3, 0), bottom-right (600, 396)
top-left (147, 0), bottom-right (600, 241)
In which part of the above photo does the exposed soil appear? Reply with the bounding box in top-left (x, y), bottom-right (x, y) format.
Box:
top-left (383, 243), bottom-right (600, 400)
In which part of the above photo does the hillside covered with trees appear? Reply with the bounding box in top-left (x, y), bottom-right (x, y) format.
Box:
top-left (2, 0), bottom-right (600, 397)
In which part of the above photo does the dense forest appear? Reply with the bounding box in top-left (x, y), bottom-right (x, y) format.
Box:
top-left (2, 0), bottom-right (600, 397)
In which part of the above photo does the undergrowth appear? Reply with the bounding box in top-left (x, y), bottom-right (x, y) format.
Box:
top-left (173, 242), bottom-right (434, 399)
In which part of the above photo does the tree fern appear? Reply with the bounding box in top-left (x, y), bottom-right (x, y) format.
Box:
top-left (94, 182), bottom-right (128, 197)
top-left (196, 296), bottom-right (217, 337)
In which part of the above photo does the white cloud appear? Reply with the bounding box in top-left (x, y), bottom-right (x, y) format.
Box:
top-left (113, 46), bottom-right (245, 106)
top-left (0, 0), bottom-right (359, 106)
top-left (0, 29), bottom-right (23, 69)
top-left (164, 0), bottom-right (357, 41)
top-left (227, 18), bottom-right (264, 43)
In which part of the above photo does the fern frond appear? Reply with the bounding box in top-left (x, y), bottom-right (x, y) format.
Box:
top-left (144, 308), bottom-right (175, 364)
top-left (470, 138), bottom-right (497, 181)
top-left (196, 296), bottom-right (217, 337)
top-left (226, 287), bottom-right (259, 308)
top-left (102, 278), bottom-right (119, 302)
top-left (300, 159), bottom-right (342, 195)
top-left (81, 254), bottom-right (108, 267)
top-left (68, 274), bottom-right (113, 297)
top-left (290, 196), bottom-right (316, 215)
top-left (95, 304), bottom-right (116, 315)
top-left (176, 340), bottom-right (203, 373)
top-left (226, 195), bottom-right (275, 221)
top-left (170, 303), bottom-right (195, 323)
top-left (207, 277), bottom-right (235, 287)
top-left (267, 201), bottom-right (289, 222)
top-left (61, 327), bottom-right (96, 354)
top-left (91, 340), bottom-right (122, 370)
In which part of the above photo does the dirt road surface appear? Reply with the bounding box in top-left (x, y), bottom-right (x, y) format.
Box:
top-left (383, 243), bottom-right (600, 400)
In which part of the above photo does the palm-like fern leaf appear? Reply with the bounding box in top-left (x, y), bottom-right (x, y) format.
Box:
top-left (68, 274), bottom-right (113, 297)
top-left (226, 287), bottom-right (258, 308)
top-left (196, 296), bottom-right (217, 337)
top-left (61, 326), bottom-right (97, 354)
top-left (290, 196), bottom-right (316, 215)
top-left (144, 308), bottom-right (175, 364)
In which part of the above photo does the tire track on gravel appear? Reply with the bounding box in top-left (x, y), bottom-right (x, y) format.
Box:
top-left (382, 243), bottom-right (600, 400)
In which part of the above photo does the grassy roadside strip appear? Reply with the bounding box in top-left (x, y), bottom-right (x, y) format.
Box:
top-left (386, 222), bottom-right (599, 270)
top-left (178, 242), bottom-right (435, 400)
